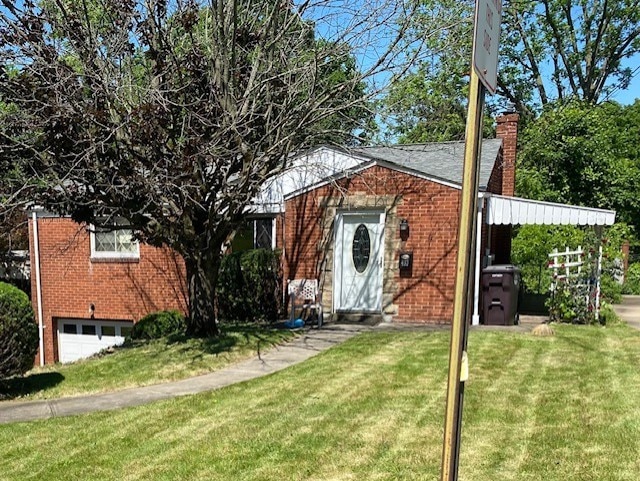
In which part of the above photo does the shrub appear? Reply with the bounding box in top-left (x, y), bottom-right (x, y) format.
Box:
top-left (598, 303), bottom-right (621, 326)
top-left (622, 262), bottom-right (640, 295)
top-left (217, 249), bottom-right (282, 323)
top-left (546, 282), bottom-right (595, 324)
top-left (0, 282), bottom-right (38, 379)
top-left (600, 273), bottom-right (622, 304)
top-left (131, 310), bottom-right (186, 340)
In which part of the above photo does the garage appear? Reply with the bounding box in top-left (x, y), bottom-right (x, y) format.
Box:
top-left (57, 319), bottom-right (134, 363)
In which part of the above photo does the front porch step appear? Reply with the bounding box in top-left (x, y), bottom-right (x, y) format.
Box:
top-left (330, 312), bottom-right (383, 326)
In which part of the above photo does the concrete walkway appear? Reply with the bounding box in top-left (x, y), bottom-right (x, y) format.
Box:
top-left (0, 316), bottom-right (550, 425)
top-left (0, 325), bottom-right (368, 425)
top-left (613, 295), bottom-right (640, 330)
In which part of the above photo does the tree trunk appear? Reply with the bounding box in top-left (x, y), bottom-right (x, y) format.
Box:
top-left (184, 250), bottom-right (221, 337)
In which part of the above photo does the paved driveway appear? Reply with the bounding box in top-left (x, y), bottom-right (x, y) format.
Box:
top-left (612, 295), bottom-right (640, 330)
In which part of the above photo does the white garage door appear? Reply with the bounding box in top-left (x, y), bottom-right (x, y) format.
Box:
top-left (58, 320), bottom-right (133, 363)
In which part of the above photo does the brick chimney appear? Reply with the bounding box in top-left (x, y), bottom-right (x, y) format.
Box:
top-left (495, 112), bottom-right (519, 197)
top-left (488, 112), bottom-right (520, 265)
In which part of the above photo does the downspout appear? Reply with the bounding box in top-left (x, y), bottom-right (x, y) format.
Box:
top-left (32, 210), bottom-right (45, 366)
top-left (281, 203), bottom-right (287, 308)
top-left (472, 195), bottom-right (484, 326)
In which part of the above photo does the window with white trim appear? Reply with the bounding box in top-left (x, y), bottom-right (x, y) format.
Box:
top-left (90, 226), bottom-right (139, 259)
top-left (231, 217), bottom-right (276, 252)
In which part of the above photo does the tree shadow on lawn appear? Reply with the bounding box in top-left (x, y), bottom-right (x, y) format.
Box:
top-left (163, 323), bottom-right (290, 358)
top-left (165, 332), bottom-right (239, 355)
top-left (112, 322), bottom-right (289, 362)
top-left (0, 372), bottom-right (65, 401)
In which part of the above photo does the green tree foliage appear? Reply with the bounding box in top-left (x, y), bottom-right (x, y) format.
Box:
top-left (501, 0), bottom-right (640, 107)
top-left (622, 262), bottom-right (640, 294)
top-left (382, 0), bottom-right (640, 140)
top-left (512, 225), bottom-right (590, 293)
top-left (0, 0), bottom-right (415, 336)
top-left (382, 0), bottom-right (495, 142)
top-left (0, 282), bottom-right (38, 379)
top-left (517, 100), bottom-right (640, 230)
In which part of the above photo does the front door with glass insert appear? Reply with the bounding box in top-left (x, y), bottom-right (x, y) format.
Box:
top-left (334, 212), bottom-right (384, 311)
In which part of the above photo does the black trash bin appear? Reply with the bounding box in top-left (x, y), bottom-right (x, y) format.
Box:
top-left (482, 265), bottom-right (521, 325)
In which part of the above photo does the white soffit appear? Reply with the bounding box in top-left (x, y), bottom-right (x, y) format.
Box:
top-left (486, 194), bottom-right (616, 226)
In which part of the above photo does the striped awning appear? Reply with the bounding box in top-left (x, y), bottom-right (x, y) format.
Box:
top-left (486, 194), bottom-right (616, 226)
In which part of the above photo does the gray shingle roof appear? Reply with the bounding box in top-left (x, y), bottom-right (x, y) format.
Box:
top-left (349, 138), bottom-right (502, 190)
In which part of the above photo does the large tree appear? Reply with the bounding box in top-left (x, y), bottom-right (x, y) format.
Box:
top-left (382, 0), bottom-right (497, 142)
top-left (501, 0), bottom-right (640, 110)
top-left (517, 99), bottom-right (640, 229)
top-left (383, 0), bottom-right (640, 140)
top-left (0, 0), bottom-right (419, 335)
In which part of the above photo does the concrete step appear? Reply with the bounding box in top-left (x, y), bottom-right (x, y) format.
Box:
top-left (329, 312), bottom-right (383, 326)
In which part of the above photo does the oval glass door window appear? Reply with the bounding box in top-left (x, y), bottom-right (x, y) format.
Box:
top-left (352, 224), bottom-right (371, 273)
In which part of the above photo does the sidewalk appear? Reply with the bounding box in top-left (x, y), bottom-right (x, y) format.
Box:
top-left (0, 325), bottom-right (368, 425)
top-left (613, 295), bottom-right (640, 330)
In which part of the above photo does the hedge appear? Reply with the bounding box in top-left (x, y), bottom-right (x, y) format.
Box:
top-left (217, 249), bottom-right (282, 323)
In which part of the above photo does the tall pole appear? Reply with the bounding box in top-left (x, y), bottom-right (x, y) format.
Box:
top-left (439, 67), bottom-right (486, 481)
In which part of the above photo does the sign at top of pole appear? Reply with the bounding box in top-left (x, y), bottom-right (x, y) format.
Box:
top-left (472, 0), bottom-right (502, 94)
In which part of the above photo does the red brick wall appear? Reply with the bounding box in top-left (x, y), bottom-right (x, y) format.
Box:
top-left (284, 166), bottom-right (460, 323)
top-left (495, 113), bottom-right (519, 197)
top-left (29, 217), bottom-right (187, 364)
top-left (486, 113), bottom-right (520, 264)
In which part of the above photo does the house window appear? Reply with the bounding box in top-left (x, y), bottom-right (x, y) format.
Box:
top-left (62, 324), bottom-right (77, 334)
top-left (352, 224), bottom-right (371, 273)
top-left (101, 325), bottom-right (116, 337)
top-left (255, 219), bottom-right (274, 250)
top-left (90, 226), bottom-right (140, 259)
top-left (120, 326), bottom-right (133, 338)
top-left (231, 217), bottom-right (276, 252)
top-left (81, 324), bottom-right (97, 336)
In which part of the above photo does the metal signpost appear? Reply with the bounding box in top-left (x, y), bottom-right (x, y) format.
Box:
top-left (439, 1), bottom-right (502, 481)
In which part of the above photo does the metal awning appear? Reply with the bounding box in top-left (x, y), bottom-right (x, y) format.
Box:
top-left (486, 194), bottom-right (616, 226)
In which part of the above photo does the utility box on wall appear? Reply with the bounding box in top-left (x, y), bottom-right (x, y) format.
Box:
top-left (399, 251), bottom-right (413, 277)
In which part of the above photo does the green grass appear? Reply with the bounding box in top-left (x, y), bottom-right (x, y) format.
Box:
top-left (0, 325), bottom-right (294, 400)
top-left (1, 324), bottom-right (640, 480)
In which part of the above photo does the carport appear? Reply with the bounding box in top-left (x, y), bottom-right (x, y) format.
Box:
top-left (471, 194), bottom-right (617, 325)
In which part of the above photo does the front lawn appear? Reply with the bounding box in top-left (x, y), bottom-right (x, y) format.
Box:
top-left (1, 324), bottom-right (639, 480)
top-left (0, 325), bottom-right (294, 400)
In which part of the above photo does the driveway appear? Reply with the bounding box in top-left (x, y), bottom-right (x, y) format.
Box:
top-left (612, 295), bottom-right (640, 330)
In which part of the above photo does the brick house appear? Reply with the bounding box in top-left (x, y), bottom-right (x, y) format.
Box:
top-left (28, 113), bottom-right (522, 364)
top-left (280, 114), bottom-right (519, 324)
top-left (29, 213), bottom-right (187, 364)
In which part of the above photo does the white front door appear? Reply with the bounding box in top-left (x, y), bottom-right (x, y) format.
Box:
top-left (334, 212), bottom-right (385, 311)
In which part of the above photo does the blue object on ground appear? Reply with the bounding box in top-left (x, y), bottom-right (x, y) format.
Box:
top-left (285, 318), bottom-right (305, 329)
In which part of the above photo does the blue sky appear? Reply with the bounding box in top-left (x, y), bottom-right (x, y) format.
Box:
top-left (606, 60), bottom-right (640, 105)
top-left (2, 1), bottom-right (638, 107)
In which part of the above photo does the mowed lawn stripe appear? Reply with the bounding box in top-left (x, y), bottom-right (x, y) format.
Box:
top-left (2, 326), bottom-right (640, 480)
top-left (462, 325), bottom-right (640, 481)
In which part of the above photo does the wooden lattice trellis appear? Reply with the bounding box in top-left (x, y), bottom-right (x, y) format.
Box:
top-left (548, 245), bottom-right (603, 322)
